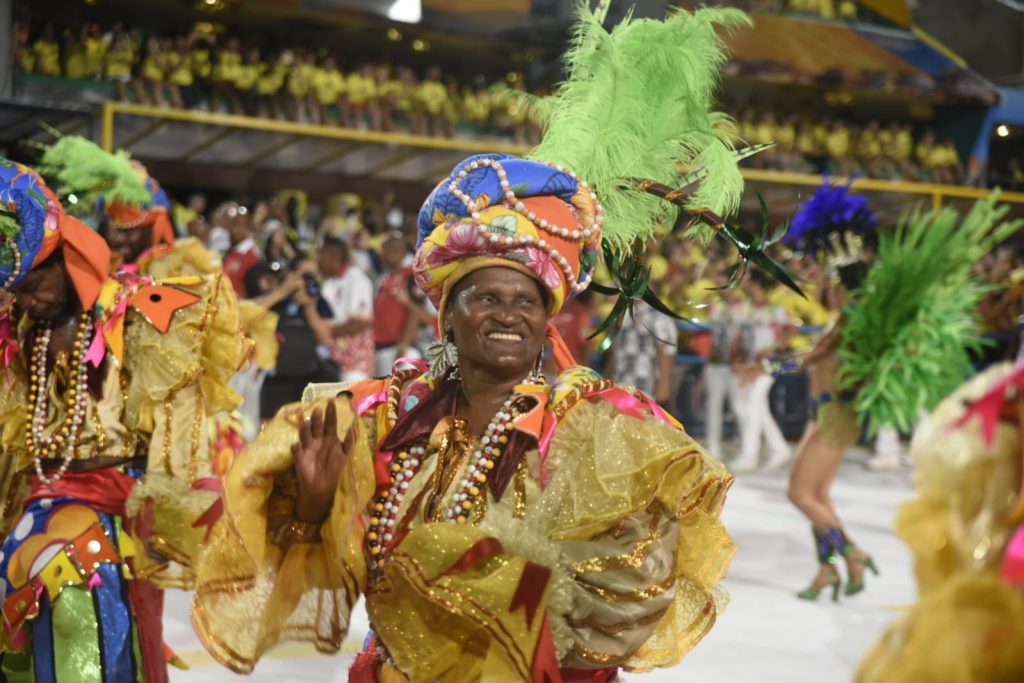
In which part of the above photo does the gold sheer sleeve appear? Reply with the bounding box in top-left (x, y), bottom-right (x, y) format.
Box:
top-left (539, 398), bottom-right (735, 672)
top-left (191, 396), bottom-right (377, 674)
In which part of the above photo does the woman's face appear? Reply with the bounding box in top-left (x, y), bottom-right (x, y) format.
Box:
top-left (446, 267), bottom-right (548, 380)
top-left (107, 225), bottom-right (152, 264)
top-left (12, 256), bottom-right (73, 320)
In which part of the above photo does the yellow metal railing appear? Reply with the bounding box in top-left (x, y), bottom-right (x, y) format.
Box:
top-left (101, 101), bottom-right (1024, 210)
top-left (100, 101), bottom-right (529, 156)
top-left (741, 168), bottom-right (1024, 211)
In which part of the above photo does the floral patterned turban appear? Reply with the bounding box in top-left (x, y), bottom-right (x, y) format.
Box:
top-left (414, 154), bottom-right (604, 330)
top-left (0, 159), bottom-right (110, 308)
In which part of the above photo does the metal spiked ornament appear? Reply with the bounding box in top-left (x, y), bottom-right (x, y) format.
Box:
top-left (588, 240), bottom-right (691, 351)
top-left (628, 178), bottom-right (804, 297)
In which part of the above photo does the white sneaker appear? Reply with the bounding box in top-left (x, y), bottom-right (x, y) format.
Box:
top-left (730, 457), bottom-right (760, 473)
top-left (763, 452), bottom-right (791, 470)
top-left (867, 455), bottom-right (901, 471)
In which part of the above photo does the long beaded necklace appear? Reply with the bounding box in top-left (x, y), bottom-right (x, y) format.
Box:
top-left (366, 394), bottom-right (523, 573)
top-left (26, 310), bottom-right (92, 485)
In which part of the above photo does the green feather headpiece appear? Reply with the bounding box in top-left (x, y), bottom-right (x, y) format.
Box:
top-left (35, 135), bottom-right (151, 216)
top-left (839, 192), bottom-right (1023, 434)
top-left (523, 3), bottom-right (751, 248)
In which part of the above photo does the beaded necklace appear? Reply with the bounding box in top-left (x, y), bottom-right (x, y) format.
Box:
top-left (366, 393), bottom-right (524, 574)
top-left (26, 310), bottom-right (92, 485)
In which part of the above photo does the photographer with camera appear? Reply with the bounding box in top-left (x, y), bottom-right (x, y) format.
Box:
top-left (252, 257), bottom-right (340, 420)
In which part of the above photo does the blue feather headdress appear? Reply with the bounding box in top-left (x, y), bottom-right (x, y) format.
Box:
top-left (785, 177), bottom-right (877, 256)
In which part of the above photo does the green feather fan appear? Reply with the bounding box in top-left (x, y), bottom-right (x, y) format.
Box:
top-left (36, 136), bottom-right (151, 215)
top-left (522, 3), bottom-right (750, 249)
top-left (838, 192), bottom-right (1022, 434)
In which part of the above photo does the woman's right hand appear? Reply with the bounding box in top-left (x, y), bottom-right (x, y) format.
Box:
top-left (291, 400), bottom-right (349, 523)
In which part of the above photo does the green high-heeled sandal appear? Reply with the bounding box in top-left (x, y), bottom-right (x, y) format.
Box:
top-left (843, 548), bottom-right (880, 596)
top-left (797, 528), bottom-right (841, 602)
top-left (797, 562), bottom-right (841, 602)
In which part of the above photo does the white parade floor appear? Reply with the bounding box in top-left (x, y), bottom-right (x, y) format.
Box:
top-left (165, 449), bottom-right (917, 682)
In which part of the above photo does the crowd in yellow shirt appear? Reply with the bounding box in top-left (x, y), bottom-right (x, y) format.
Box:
top-left (699, 0), bottom-right (858, 20)
top-left (14, 20), bottom-right (540, 142)
top-left (738, 109), bottom-right (965, 185)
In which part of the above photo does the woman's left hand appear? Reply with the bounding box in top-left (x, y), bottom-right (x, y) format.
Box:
top-left (292, 401), bottom-right (349, 523)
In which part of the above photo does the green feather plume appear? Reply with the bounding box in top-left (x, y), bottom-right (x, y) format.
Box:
top-left (838, 192), bottom-right (1022, 435)
top-left (522, 3), bottom-right (750, 248)
top-left (36, 135), bottom-right (151, 215)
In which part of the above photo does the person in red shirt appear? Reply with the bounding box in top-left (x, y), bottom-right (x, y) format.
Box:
top-left (373, 231), bottom-right (432, 375)
top-left (221, 203), bottom-right (262, 297)
top-left (549, 289), bottom-right (594, 369)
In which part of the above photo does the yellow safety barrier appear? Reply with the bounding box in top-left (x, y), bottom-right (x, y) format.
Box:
top-left (101, 101), bottom-right (528, 156)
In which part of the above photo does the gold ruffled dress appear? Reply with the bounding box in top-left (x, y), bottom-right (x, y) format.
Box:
top-left (857, 363), bottom-right (1024, 682)
top-left (0, 272), bottom-right (249, 679)
top-left (192, 363), bottom-right (735, 680)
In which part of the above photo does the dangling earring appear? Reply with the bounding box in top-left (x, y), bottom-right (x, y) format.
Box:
top-left (527, 348), bottom-right (547, 385)
top-left (427, 332), bottom-right (459, 380)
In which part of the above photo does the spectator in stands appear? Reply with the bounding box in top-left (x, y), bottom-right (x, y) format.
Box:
top-left (313, 54), bottom-right (346, 125)
top-left (212, 36), bottom-right (243, 114)
top-left (253, 258), bottom-right (339, 420)
top-left (419, 66), bottom-right (450, 137)
top-left (138, 35), bottom-right (169, 107)
top-left (166, 35), bottom-right (196, 108)
top-left (935, 137), bottom-right (964, 185)
top-left (33, 23), bottom-right (61, 76)
top-left (189, 31), bottom-right (214, 106)
top-left (263, 223), bottom-right (298, 272)
top-left (235, 47), bottom-right (263, 117)
top-left (606, 301), bottom-right (678, 408)
top-left (318, 236), bottom-right (375, 380)
top-left (222, 202), bottom-right (262, 296)
top-left (373, 64), bottom-right (399, 131)
top-left (461, 77), bottom-right (491, 135)
top-left (549, 289), bottom-right (594, 371)
top-left (826, 120), bottom-right (857, 175)
top-left (82, 23), bottom-right (110, 79)
top-left (255, 50), bottom-right (287, 119)
top-left (395, 65), bottom-right (422, 133)
top-left (287, 49), bottom-right (316, 123)
top-left (346, 62), bottom-right (378, 129)
top-left (373, 231), bottom-right (432, 374)
top-left (105, 30), bottom-right (138, 102)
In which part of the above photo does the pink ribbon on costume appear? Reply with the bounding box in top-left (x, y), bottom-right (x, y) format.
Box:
top-left (1001, 524), bottom-right (1024, 585)
top-left (83, 327), bottom-right (106, 367)
top-left (0, 313), bottom-right (17, 368)
top-left (954, 360), bottom-right (1024, 446)
top-left (594, 387), bottom-right (682, 429)
top-left (355, 390), bottom-right (387, 417)
top-left (83, 285), bottom-right (137, 367)
top-left (537, 415), bottom-right (559, 488)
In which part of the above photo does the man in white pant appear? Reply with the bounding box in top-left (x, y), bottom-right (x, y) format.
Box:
top-left (731, 273), bottom-right (792, 471)
top-left (704, 290), bottom-right (743, 461)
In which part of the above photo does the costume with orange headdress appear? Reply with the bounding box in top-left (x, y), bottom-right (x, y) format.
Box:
top-left (37, 136), bottom-right (279, 471)
top-left (185, 4), bottom-right (794, 681)
top-left (0, 159), bottom-right (249, 681)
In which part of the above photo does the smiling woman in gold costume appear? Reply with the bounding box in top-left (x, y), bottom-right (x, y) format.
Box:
top-left (190, 4), bottom-right (760, 680)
